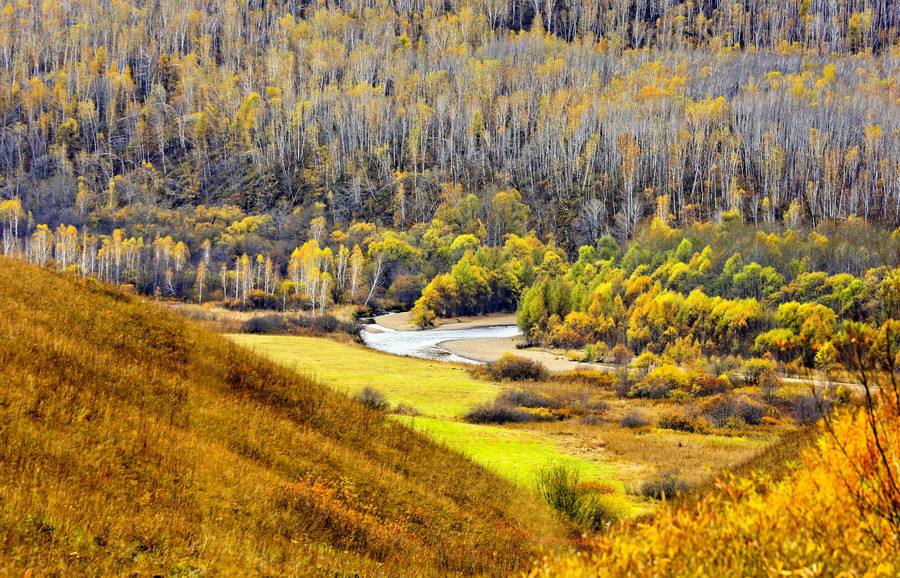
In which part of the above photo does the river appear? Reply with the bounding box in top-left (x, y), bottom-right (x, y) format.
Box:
top-left (360, 322), bottom-right (522, 364)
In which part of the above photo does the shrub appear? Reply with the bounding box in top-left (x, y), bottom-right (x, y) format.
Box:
top-left (536, 464), bottom-right (624, 530)
top-left (536, 463), bottom-right (582, 520)
top-left (614, 368), bottom-right (637, 397)
top-left (741, 358), bottom-right (778, 386)
top-left (464, 402), bottom-right (534, 424)
top-left (576, 492), bottom-right (626, 529)
top-left (287, 312), bottom-right (359, 334)
top-left (354, 386), bottom-right (389, 411)
top-left (632, 351), bottom-right (661, 369)
top-left (579, 414), bottom-right (604, 426)
top-left (610, 343), bottom-right (634, 365)
top-left (583, 342), bottom-right (609, 362)
top-left (556, 369), bottom-right (616, 388)
top-left (577, 481), bottom-right (617, 495)
top-left (581, 397), bottom-right (609, 412)
top-left (703, 394), bottom-right (767, 426)
top-left (792, 392), bottom-right (833, 425)
top-left (243, 314), bottom-right (286, 334)
top-left (621, 410), bottom-right (651, 429)
top-left (639, 471), bottom-right (691, 500)
top-left (484, 354), bottom-right (548, 382)
top-left (827, 385), bottom-right (854, 405)
top-left (499, 387), bottom-right (559, 409)
top-left (691, 374), bottom-right (730, 397)
top-left (521, 407), bottom-right (565, 421)
top-left (758, 369), bottom-right (781, 402)
top-left (657, 411), bottom-right (709, 433)
top-left (243, 312), bottom-right (359, 335)
top-left (704, 355), bottom-right (741, 377)
top-left (626, 381), bottom-right (671, 399)
top-left (626, 364), bottom-right (691, 399)
top-left (394, 403), bottom-right (422, 416)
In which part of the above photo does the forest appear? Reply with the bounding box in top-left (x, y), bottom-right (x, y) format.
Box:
top-left (0, 0), bottom-right (897, 246)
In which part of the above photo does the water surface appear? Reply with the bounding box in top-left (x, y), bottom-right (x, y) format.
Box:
top-left (361, 323), bottom-right (521, 364)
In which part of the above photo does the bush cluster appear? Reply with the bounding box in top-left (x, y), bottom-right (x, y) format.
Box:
top-left (243, 312), bottom-right (359, 335)
top-left (639, 471), bottom-right (691, 500)
top-left (555, 369), bottom-right (616, 388)
top-left (483, 354), bottom-right (549, 382)
top-left (702, 394), bottom-right (767, 426)
top-left (466, 380), bottom-right (609, 424)
top-left (657, 411), bottom-right (710, 433)
top-left (536, 464), bottom-right (625, 530)
top-left (463, 402), bottom-right (537, 424)
top-left (620, 410), bottom-right (651, 429)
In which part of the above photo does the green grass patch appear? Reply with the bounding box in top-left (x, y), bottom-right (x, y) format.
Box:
top-left (395, 416), bottom-right (619, 487)
top-left (227, 334), bottom-right (499, 418)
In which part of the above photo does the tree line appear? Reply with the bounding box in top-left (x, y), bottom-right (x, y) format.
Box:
top-left (5, 185), bottom-right (900, 371)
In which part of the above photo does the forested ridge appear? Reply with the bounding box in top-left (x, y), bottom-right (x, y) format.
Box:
top-left (0, 0), bottom-right (899, 246)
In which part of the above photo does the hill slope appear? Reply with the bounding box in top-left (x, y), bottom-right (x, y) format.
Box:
top-left (0, 258), bottom-right (562, 576)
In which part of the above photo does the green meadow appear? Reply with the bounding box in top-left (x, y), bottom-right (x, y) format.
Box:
top-left (227, 334), bottom-right (499, 417)
top-left (228, 334), bottom-right (624, 489)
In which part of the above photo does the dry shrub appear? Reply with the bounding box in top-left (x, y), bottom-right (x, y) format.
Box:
top-left (690, 374), bottom-right (730, 396)
top-left (485, 354), bottom-right (549, 381)
top-left (610, 343), bottom-right (634, 365)
top-left (702, 394), bottom-right (767, 426)
top-left (353, 386), bottom-right (389, 411)
top-left (556, 369), bottom-right (616, 388)
top-left (464, 402), bottom-right (537, 424)
top-left (621, 410), bottom-right (651, 429)
top-left (791, 392), bottom-right (833, 425)
top-left (393, 403), bottom-right (422, 416)
top-left (657, 411), bottom-right (709, 433)
top-left (243, 311), bottom-right (359, 335)
top-left (639, 471), bottom-right (691, 500)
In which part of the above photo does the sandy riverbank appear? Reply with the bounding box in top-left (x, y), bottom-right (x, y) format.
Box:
top-left (439, 336), bottom-right (611, 373)
top-left (374, 311), bottom-right (518, 332)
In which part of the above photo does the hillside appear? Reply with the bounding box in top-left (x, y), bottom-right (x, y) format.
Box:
top-left (0, 257), bottom-right (564, 576)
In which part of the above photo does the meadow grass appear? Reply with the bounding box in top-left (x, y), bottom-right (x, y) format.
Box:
top-left (396, 416), bottom-right (619, 486)
top-left (228, 333), bottom-right (499, 417)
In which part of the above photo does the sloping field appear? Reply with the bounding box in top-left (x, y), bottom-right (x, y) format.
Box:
top-left (0, 258), bottom-right (564, 576)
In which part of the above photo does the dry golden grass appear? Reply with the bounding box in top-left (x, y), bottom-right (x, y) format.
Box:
top-left (0, 258), bottom-right (566, 576)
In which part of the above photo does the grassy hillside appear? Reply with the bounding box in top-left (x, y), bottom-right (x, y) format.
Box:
top-left (0, 258), bottom-right (564, 576)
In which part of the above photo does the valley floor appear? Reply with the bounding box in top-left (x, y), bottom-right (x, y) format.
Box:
top-left (229, 333), bottom-right (784, 515)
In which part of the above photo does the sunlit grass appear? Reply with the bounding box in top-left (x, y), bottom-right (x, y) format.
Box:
top-left (228, 333), bottom-right (499, 417)
top-left (396, 416), bottom-right (618, 485)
